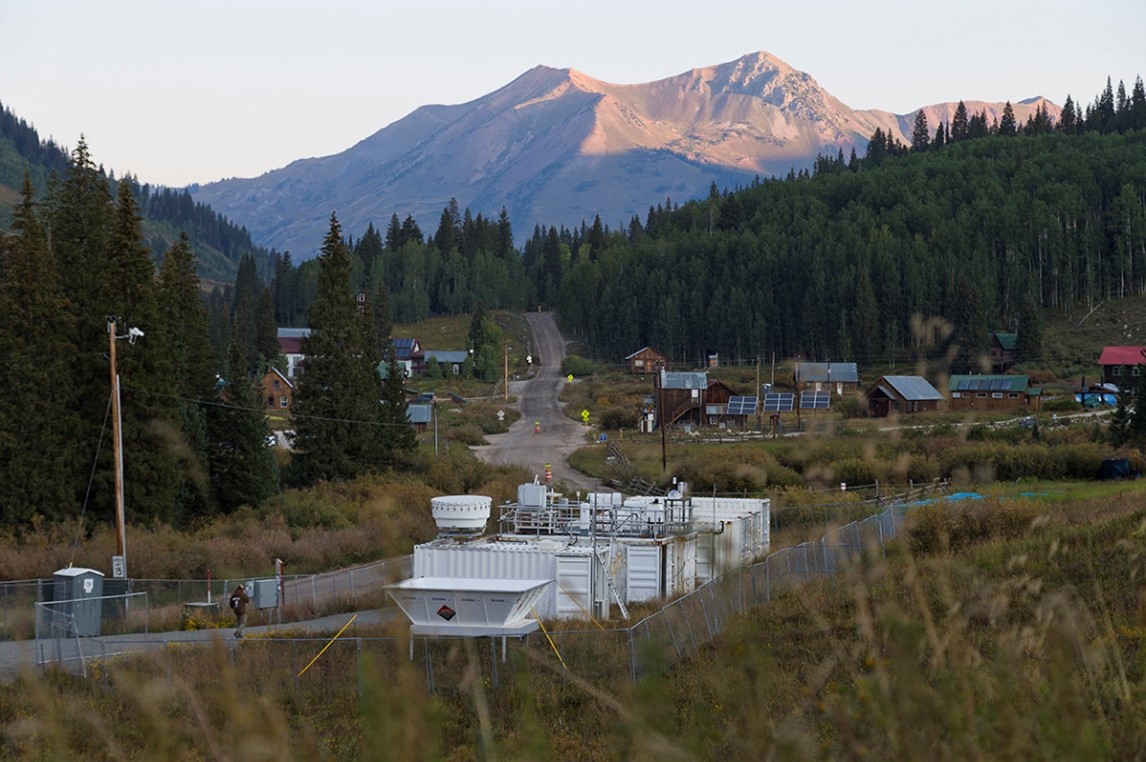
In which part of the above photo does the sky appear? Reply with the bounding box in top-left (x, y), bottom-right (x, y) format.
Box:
top-left (2, 0), bottom-right (1143, 188)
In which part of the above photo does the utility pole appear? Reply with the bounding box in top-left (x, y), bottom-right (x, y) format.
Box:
top-left (108, 318), bottom-right (143, 580)
top-left (755, 357), bottom-right (762, 432)
top-left (109, 319), bottom-right (127, 580)
top-left (657, 363), bottom-right (667, 472)
top-left (503, 344), bottom-right (510, 401)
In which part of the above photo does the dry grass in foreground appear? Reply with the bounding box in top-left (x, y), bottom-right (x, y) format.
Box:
top-left (3, 485), bottom-right (1145, 759)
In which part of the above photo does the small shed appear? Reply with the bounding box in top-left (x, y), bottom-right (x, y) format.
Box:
top-left (865, 375), bottom-right (944, 417)
top-left (406, 403), bottom-right (433, 432)
top-left (625, 346), bottom-right (669, 374)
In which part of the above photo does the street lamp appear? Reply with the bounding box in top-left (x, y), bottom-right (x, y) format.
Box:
top-left (108, 318), bottom-right (143, 579)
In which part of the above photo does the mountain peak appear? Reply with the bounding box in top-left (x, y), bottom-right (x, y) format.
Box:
top-left (190, 54), bottom-right (1059, 257)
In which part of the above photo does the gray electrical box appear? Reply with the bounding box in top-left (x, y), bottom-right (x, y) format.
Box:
top-left (251, 578), bottom-right (279, 610)
top-left (52, 567), bottom-right (105, 637)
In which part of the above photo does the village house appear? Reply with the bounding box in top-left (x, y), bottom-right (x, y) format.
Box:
top-left (625, 346), bottom-right (670, 374)
top-left (276, 327), bottom-right (309, 378)
top-left (865, 375), bottom-right (944, 417)
top-left (794, 361), bottom-right (860, 396)
top-left (421, 350), bottom-right (470, 376)
top-left (261, 367), bottom-right (294, 411)
top-left (947, 374), bottom-right (1040, 412)
top-left (989, 332), bottom-right (1019, 372)
top-left (1098, 346), bottom-right (1146, 392)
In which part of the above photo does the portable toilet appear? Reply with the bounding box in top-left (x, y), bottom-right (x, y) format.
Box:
top-left (51, 567), bottom-right (105, 636)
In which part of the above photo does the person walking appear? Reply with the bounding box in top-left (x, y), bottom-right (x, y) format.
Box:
top-left (229, 584), bottom-right (250, 638)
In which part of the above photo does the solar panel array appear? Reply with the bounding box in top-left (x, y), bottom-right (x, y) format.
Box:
top-left (800, 391), bottom-right (831, 410)
top-left (726, 396), bottom-right (758, 416)
top-left (954, 378), bottom-right (1012, 392)
top-left (763, 392), bottom-right (795, 412)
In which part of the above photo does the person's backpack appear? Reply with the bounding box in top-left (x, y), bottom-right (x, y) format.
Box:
top-left (230, 593), bottom-right (241, 611)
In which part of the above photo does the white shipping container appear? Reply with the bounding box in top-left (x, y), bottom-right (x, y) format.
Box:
top-left (626, 544), bottom-right (662, 601)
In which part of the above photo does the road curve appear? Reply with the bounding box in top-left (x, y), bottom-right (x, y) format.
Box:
top-left (472, 312), bottom-right (600, 492)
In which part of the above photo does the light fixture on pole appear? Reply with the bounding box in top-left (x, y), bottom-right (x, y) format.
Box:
top-left (108, 318), bottom-right (144, 580)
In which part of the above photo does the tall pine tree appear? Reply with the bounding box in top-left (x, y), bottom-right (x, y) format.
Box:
top-left (207, 338), bottom-right (278, 511)
top-left (288, 214), bottom-right (388, 485)
top-left (0, 176), bottom-right (82, 527)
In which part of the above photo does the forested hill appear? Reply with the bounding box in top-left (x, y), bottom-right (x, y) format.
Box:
top-left (552, 129), bottom-right (1146, 373)
top-left (0, 101), bottom-right (276, 284)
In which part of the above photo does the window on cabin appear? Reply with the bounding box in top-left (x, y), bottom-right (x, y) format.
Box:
top-left (1009, 392), bottom-right (1019, 399)
top-left (992, 392), bottom-right (1003, 399)
top-left (976, 392), bottom-right (987, 398)
top-left (280, 396), bottom-right (289, 408)
top-left (1113, 366), bottom-right (1122, 376)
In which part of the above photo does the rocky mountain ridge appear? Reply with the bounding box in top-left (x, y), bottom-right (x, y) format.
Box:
top-left (189, 52), bottom-right (1059, 257)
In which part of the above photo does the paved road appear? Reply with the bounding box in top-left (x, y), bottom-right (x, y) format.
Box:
top-left (472, 312), bottom-right (600, 492)
top-left (0, 608), bottom-right (397, 682)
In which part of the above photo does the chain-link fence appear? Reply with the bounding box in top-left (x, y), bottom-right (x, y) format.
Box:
top-left (10, 490), bottom-right (952, 689)
top-left (34, 591), bottom-right (149, 676)
top-left (2, 557), bottom-right (412, 641)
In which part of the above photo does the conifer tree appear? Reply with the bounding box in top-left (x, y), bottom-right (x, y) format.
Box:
top-left (231, 254), bottom-right (263, 375)
top-left (107, 181), bottom-right (181, 524)
top-left (1059, 95), bottom-right (1078, 133)
top-left (910, 110), bottom-right (930, 151)
top-left (288, 214), bottom-right (387, 485)
top-left (156, 233), bottom-right (219, 519)
top-left (385, 213), bottom-right (402, 252)
top-left (495, 207), bottom-right (514, 258)
top-left (380, 350), bottom-right (417, 463)
top-left (998, 102), bottom-right (1017, 136)
top-left (0, 175), bottom-right (82, 526)
top-left (951, 101), bottom-right (969, 142)
top-left (48, 139), bottom-right (115, 508)
top-left (1015, 292), bottom-right (1043, 363)
top-left (207, 337), bottom-right (277, 511)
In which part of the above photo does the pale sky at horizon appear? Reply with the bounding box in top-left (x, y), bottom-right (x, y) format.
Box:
top-left (2, 0), bottom-right (1143, 188)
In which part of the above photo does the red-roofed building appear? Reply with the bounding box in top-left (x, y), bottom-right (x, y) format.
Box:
top-left (1098, 346), bottom-right (1146, 391)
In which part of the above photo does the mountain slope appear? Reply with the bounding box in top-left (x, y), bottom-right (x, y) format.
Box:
top-left (190, 52), bottom-right (1059, 258)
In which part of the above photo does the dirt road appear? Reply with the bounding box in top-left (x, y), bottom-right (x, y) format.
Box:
top-left (472, 312), bottom-right (600, 491)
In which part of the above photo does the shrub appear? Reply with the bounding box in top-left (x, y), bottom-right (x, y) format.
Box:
top-left (598, 405), bottom-right (639, 430)
top-left (561, 355), bottom-right (599, 378)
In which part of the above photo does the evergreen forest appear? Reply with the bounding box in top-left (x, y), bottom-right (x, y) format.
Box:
top-left (1, 75), bottom-right (1144, 530)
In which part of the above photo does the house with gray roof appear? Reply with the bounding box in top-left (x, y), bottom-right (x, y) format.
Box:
top-left (794, 361), bottom-right (860, 395)
top-left (865, 375), bottom-right (944, 417)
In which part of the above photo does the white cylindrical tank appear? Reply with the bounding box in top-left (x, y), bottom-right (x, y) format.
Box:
top-left (431, 495), bottom-right (492, 534)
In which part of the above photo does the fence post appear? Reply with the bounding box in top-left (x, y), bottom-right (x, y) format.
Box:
top-left (629, 625), bottom-right (638, 683)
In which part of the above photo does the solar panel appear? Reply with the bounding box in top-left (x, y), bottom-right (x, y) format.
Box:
top-left (763, 392), bottom-right (795, 412)
top-left (727, 396), bottom-right (758, 416)
top-left (800, 391), bottom-right (831, 410)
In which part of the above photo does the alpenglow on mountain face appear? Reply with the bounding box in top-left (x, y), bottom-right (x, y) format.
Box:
top-left (188, 51), bottom-right (1058, 257)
